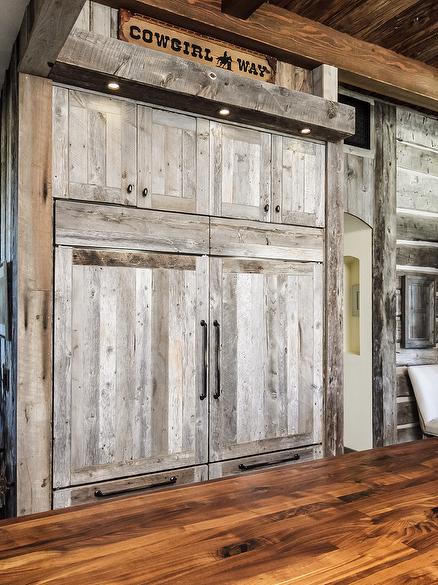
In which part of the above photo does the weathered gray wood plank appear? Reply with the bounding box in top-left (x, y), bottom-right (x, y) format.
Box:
top-left (324, 141), bottom-right (344, 456)
top-left (397, 212), bottom-right (438, 243)
top-left (17, 75), bottom-right (53, 515)
top-left (53, 465), bottom-right (208, 508)
top-left (210, 217), bottom-right (324, 262)
top-left (397, 244), bottom-right (438, 269)
top-left (55, 200), bottom-right (209, 255)
top-left (53, 30), bottom-right (355, 142)
top-left (19, 0), bottom-right (87, 77)
top-left (373, 101), bottom-right (397, 448)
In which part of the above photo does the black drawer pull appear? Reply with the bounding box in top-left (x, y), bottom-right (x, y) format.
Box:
top-left (127, 184), bottom-right (134, 194)
top-left (213, 320), bottom-right (221, 400)
top-left (238, 454), bottom-right (300, 472)
top-left (94, 476), bottom-right (177, 498)
top-left (200, 320), bottom-right (208, 400)
top-left (142, 187), bottom-right (149, 197)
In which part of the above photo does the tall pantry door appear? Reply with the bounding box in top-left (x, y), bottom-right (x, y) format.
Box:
top-left (209, 257), bottom-right (323, 462)
top-left (53, 247), bottom-right (209, 488)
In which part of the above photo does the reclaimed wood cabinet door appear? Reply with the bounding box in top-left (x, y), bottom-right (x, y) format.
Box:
top-left (53, 247), bottom-right (209, 488)
top-left (272, 135), bottom-right (325, 227)
top-left (53, 87), bottom-right (137, 205)
top-left (210, 122), bottom-right (271, 221)
top-left (209, 257), bottom-right (323, 462)
top-left (137, 107), bottom-right (209, 213)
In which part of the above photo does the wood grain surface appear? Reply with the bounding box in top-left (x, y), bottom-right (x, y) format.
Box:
top-left (3, 440), bottom-right (438, 583)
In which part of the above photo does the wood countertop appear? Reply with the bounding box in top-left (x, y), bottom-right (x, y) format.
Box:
top-left (2, 440), bottom-right (438, 584)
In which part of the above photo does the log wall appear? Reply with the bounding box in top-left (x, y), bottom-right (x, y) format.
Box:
top-left (396, 107), bottom-right (438, 442)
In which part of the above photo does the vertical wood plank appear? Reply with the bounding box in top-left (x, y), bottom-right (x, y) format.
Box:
top-left (53, 248), bottom-right (73, 488)
top-left (17, 75), bottom-right (53, 515)
top-left (373, 101), bottom-right (397, 447)
top-left (324, 141), bottom-right (344, 456)
top-left (312, 65), bottom-right (338, 102)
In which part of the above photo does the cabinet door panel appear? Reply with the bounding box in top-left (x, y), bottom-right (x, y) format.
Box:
top-left (138, 107), bottom-right (209, 214)
top-left (211, 122), bottom-right (271, 221)
top-left (53, 88), bottom-right (137, 205)
top-left (54, 247), bottom-right (208, 488)
top-left (272, 135), bottom-right (325, 227)
top-left (210, 257), bottom-right (323, 462)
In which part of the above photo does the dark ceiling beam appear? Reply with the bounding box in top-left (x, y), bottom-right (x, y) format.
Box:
top-left (97, 0), bottom-right (438, 111)
top-left (221, 0), bottom-right (266, 19)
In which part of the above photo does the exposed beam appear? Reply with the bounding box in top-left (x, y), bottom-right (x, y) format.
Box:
top-left (98, 0), bottom-right (438, 111)
top-left (221, 0), bottom-right (265, 19)
top-left (53, 30), bottom-right (355, 142)
top-left (19, 0), bottom-right (86, 77)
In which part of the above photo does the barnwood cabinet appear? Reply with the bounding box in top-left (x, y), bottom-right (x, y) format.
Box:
top-left (53, 88), bottom-right (327, 227)
top-left (50, 86), bottom-right (328, 506)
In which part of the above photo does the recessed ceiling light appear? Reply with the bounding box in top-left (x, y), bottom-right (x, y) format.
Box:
top-left (219, 108), bottom-right (231, 116)
top-left (108, 81), bottom-right (120, 91)
top-left (300, 128), bottom-right (311, 135)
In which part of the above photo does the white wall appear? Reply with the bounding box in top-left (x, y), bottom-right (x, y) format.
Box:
top-left (344, 213), bottom-right (373, 450)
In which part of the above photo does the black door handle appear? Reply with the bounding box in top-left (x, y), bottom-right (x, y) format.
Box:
top-left (238, 454), bottom-right (300, 472)
top-left (200, 320), bottom-right (208, 400)
top-left (94, 476), bottom-right (177, 498)
top-left (213, 320), bottom-right (221, 399)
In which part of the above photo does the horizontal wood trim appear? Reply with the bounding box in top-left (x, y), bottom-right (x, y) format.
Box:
top-left (55, 200), bottom-right (209, 254)
top-left (210, 218), bottom-right (324, 262)
top-left (397, 398), bottom-right (419, 426)
top-left (53, 29), bottom-right (355, 142)
top-left (397, 213), bottom-right (438, 243)
top-left (397, 245), bottom-right (438, 269)
top-left (208, 445), bottom-right (322, 479)
top-left (397, 425), bottom-right (422, 443)
top-left (96, 0), bottom-right (438, 111)
top-left (397, 347), bottom-right (438, 367)
top-left (53, 465), bottom-right (208, 508)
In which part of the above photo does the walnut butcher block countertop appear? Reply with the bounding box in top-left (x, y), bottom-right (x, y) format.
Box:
top-left (2, 440), bottom-right (438, 584)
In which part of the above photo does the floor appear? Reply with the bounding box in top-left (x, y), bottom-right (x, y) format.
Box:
top-left (1, 440), bottom-right (438, 584)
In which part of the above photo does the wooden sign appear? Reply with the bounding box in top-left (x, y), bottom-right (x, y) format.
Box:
top-left (119, 10), bottom-right (276, 83)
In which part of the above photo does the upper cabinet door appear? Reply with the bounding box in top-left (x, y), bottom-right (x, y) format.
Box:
top-left (53, 246), bottom-right (209, 488)
top-left (137, 107), bottom-right (209, 214)
top-left (209, 257), bottom-right (323, 462)
top-left (272, 135), bottom-right (325, 227)
top-left (210, 122), bottom-right (271, 221)
top-left (53, 88), bottom-right (137, 205)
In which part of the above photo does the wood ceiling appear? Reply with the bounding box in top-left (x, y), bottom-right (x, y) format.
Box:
top-left (269, 0), bottom-right (438, 67)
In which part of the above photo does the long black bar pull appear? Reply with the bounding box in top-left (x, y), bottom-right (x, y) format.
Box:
top-left (200, 320), bottom-right (208, 400)
top-left (94, 476), bottom-right (178, 498)
top-left (238, 454), bottom-right (300, 472)
top-left (213, 320), bottom-right (221, 399)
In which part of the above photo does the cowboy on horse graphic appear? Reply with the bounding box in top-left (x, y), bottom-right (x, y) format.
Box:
top-left (217, 51), bottom-right (233, 70)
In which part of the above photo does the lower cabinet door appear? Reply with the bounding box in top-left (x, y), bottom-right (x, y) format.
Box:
top-left (209, 446), bottom-right (322, 479)
top-left (53, 247), bottom-right (209, 488)
top-left (209, 257), bottom-right (323, 462)
top-left (53, 465), bottom-right (208, 508)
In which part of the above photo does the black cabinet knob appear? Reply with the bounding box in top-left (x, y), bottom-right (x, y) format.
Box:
top-left (264, 204), bottom-right (270, 212)
top-left (275, 205), bottom-right (281, 213)
top-left (142, 188), bottom-right (149, 197)
top-left (127, 184), bottom-right (134, 194)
